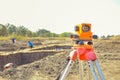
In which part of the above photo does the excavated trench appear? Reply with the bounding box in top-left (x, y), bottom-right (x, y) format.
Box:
top-left (0, 45), bottom-right (72, 71)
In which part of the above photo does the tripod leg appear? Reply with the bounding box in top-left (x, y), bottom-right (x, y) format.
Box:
top-left (95, 59), bottom-right (105, 80)
top-left (59, 59), bottom-right (73, 80)
top-left (88, 60), bottom-right (98, 80)
top-left (79, 60), bottom-right (84, 80)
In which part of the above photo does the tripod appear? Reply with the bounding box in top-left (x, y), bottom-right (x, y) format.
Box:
top-left (57, 41), bottom-right (105, 80)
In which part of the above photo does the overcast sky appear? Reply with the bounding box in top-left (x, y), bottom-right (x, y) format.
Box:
top-left (0, 0), bottom-right (120, 36)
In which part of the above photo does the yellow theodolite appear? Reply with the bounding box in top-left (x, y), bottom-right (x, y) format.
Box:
top-left (56, 23), bottom-right (105, 80)
top-left (75, 23), bottom-right (92, 41)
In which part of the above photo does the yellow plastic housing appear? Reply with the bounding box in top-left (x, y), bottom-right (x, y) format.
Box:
top-left (75, 23), bottom-right (92, 41)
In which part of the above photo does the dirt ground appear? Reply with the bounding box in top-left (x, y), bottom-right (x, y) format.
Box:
top-left (0, 37), bottom-right (120, 80)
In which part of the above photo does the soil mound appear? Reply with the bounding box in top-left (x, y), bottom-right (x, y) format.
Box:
top-left (0, 38), bottom-right (120, 80)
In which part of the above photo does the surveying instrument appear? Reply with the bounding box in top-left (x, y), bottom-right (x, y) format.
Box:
top-left (57, 23), bottom-right (105, 80)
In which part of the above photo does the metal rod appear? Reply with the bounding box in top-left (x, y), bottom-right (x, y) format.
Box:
top-left (88, 60), bottom-right (98, 80)
top-left (59, 59), bottom-right (73, 80)
top-left (95, 59), bottom-right (105, 80)
top-left (79, 60), bottom-right (83, 80)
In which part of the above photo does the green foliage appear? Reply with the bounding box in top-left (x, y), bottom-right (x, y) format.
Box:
top-left (17, 26), bottom-right (30, 36)
top-left (0, 23), bottom-right (73, 39)
top-left (9, 34), bottom-right (26, 40)
top-left (107, 35), bottom-right (114, 38)
top-left (36, 29), bottom-right (51, 37)
top-left (7, 24), bottom-right (18, 35)
top-left (101, 35), bottom-right (106, 39)
top-left (101, 35), bottom-right (115, 39)
top-left (36, 29), bottom-right (59, 37)
top-left (60, 32), bottom-right (73, 37)
top-left (0, 24), bottom-right (8, 36)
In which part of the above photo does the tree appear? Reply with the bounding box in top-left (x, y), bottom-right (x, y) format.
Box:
top-left (0, 24), bottom-right (8, 36)
top-left (17, 26), bottom-right (29, 36)
top-left (101, 35), bottom-right (106, 39)
top-left (7, 24), bottom-right (18, 35)
top-left (32, 32), bottom-right (38, 37)
top-left (36, 29), bottom-right (51, 37)
top-left (60, 32), bottom-right (73, 37)
top-left (0, 23), bottom-right (74, 38)
top-left (50, 33), bottom-right (59, 37)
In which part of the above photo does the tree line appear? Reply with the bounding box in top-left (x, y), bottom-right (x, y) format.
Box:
top-left (0, 23), bottom-right (73, 37)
